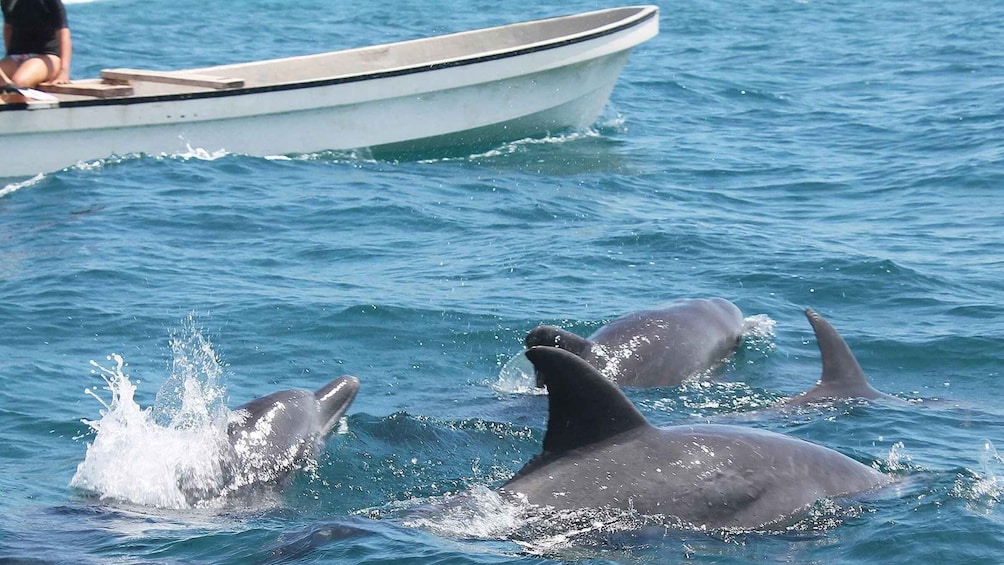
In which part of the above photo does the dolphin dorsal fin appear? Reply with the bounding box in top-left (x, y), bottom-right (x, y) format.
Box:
top-left (804, 309), bottom-right (881, 399)
top-left (525, 346), bottom-right (650, 454)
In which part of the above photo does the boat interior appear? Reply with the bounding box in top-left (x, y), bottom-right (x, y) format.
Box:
top-left (30, 6), bottom-right (653, 102)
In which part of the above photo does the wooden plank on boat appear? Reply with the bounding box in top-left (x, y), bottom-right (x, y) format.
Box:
top-left (101, 68), bottom-right (245, 90)
top-left (37, 82), bottom-right (135, 98)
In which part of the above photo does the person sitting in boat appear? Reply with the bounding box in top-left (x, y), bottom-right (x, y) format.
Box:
top-left (1, 0), bottom-right (72, 90)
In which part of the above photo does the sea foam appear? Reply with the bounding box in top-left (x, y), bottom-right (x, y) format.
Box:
top-left (70, 322), bottom-right (234, 509)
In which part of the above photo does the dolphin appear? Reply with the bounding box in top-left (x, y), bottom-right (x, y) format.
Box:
top-left (500, 347), bottom-right (891, 530)
top-left (784, 308), bottom-right (899, 405)
top-left (220, 376), bottom-right (360, 495)
top-left (525, 298), bottom-right (745, 387)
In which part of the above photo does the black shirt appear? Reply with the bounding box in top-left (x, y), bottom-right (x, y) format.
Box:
top-left (2, 0), bottom-right (68, 56)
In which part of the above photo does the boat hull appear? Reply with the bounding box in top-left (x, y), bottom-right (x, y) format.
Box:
top-left (0, 6), bottom-right (657, 177)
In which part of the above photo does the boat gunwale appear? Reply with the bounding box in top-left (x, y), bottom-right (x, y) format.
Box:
top-left (1, 5), bottom-right (657, 112)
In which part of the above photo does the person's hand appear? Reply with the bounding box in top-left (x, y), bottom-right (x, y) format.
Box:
top-left (53, 69), bottom-right (71, 84)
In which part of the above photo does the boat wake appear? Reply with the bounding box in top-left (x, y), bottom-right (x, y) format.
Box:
top-left (0, 174), bottom-right (45, 199)
top-left (44, 142), bottom-right (232, 177)
top-left (170, 143), bottom-right (230, 162)
top-left (50, 119), bottom-right (623, 173)
top-left (446, 128), bottom-right (607, 162)
top-left (461, 107), bottom-right (627, 160)
top-left (267, 148), bottom-right (379, 164)
top-left (265, 127), bottom-right (612, 167)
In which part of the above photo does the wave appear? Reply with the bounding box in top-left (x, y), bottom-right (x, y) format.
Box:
top-left (0, 173), bottom-right (45, 198)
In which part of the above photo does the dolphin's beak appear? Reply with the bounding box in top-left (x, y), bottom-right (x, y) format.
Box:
top-left (314, 376), bottom-right (360, 436)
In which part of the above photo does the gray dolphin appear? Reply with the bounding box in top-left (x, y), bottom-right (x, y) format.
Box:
top-left (500, 347), bottom-right (891, 530)
top-left (220, 376), bottom-right (360, 496)
top-left (525, 298), bottom-right (745, 387)
top-left (784, 308), bottom-right (899, 405)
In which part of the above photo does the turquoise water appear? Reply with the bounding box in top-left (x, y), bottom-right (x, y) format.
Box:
top-left (2, 0), bottom-right (1004, 562)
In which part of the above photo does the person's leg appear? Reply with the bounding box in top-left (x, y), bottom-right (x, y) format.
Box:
top-left (0, 58), bottom-right (18, 84)
top-left (10, 55), bottom-right (60, 87)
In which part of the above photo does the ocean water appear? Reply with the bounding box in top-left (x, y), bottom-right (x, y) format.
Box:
top-left (2, 0), bottom-right (1003, 563)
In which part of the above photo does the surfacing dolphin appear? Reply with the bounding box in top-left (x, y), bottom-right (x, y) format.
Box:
top-left (220, 376), bottom-right (360, 496)
top-left (525, 298), bottom-right (745, 387)
top-left (500, 347), bottom-right (891, 530)
top-left (784, 308), bottom-right (900, 405)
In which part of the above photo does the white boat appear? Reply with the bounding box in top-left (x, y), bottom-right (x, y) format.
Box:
top-left (0, 5), bottom-right (658, 178)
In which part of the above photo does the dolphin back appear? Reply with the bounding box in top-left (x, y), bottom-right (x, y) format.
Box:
top-left (226, 389), bottom-right (323, 489)
top-left (525, 326), bottom-right (593, 357)
top-left (509, 346), bottom-right (892, 529)
top-left (222, 376), bottom-right (360, 494)
top-left (554, 297), bottom-right (745, 387)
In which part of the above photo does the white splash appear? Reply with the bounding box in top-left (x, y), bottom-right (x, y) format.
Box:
top-left (952, 440), bottom-right (1003, 514)
top-left (741, 314), bottom-right (777, 348)
top-left (885, 441), bottom-right (912, 472)
top-left (493, 352), bottom-right (547, 395)
top-left (397, 488), bottom-right (682, 553)
top-left (971, 441), bottom-right (1004, 501)
top-left (401, 486), bottom-right (527, 539)
top-left (0, 174), bottom-right (45, 198)
top-left (169, 142), bottom-right (229, 162)
top-left (70, 320), bottom-right (234, 509)
top-left (153, 317), bottom-right (227, 428)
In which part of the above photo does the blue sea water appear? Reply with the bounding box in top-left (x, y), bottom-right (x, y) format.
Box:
top-left (2, 0), bottom-right (1004, 562)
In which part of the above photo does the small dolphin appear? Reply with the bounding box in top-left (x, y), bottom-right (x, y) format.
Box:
top-left (500, 347), bottom-right (890, 530)
top-left (785, 309), bottom-right (899, 405)
top-left (221, 376), bottom-right (360, 495)
top-left (525, 298), bottom-right (745, 387)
